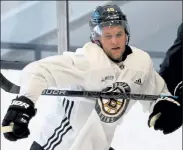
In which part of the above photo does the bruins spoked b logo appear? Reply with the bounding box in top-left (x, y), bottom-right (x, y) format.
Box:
top-left (95, 82), bottom-right (131, 123)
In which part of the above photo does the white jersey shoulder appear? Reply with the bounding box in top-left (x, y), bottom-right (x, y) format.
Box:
top-left (125, 46), bottom-right (153, 73)
top-left (63, 42), bottom-right (114, 70)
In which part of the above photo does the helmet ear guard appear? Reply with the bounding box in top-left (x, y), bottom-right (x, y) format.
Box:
top-left (90, 34), bottom-right (102, 47)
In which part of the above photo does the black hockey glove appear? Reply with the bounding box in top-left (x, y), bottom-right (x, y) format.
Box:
top-left (148, 94), bottom-right (182, 134)
top-left (2, 96), bottom-right (36, 141)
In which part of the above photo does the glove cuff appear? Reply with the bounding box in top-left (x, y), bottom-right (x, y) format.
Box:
top-left (156, 96), bottom-right (181, 107)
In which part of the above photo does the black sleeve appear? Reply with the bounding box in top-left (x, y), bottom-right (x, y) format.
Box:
top-left (159, 23), bottom-right (183, 95)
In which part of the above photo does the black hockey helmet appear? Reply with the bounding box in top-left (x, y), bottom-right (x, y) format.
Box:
top-left (89, 5), bottom-right (130, 44)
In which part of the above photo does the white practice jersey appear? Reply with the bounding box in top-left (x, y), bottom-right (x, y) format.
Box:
top-left (19, 42), bottom-right (171, 150)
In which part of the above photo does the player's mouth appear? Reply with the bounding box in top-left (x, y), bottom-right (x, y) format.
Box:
top-left (111, 47), bottom-right (121, 50)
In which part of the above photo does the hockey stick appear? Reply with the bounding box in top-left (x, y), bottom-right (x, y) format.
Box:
top-left (0, 73), bottom-right (168, 133)
top-left (0, 73), bottom-right (178, 101)
top-left (0, 72), bottom-right (20, 94)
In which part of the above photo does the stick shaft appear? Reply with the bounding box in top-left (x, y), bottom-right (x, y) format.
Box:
top-left (1, 73), bottom-right (177, 101)
top-left (41, 89), bottom-right (160, 101)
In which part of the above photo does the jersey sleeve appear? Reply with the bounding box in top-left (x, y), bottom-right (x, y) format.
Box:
top-left (138, 55), bottom-right (172, 113)
top-left (19, 54), bottom-right (85, 103)
top-left (159, 23), bottom-right (182, 95)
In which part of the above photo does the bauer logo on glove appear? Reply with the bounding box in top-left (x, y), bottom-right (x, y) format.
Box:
top-left (11, 100), bottom-right (30, 109)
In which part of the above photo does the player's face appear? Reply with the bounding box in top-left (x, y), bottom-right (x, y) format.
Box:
top-left (99, 26), bottom-right (127, 61)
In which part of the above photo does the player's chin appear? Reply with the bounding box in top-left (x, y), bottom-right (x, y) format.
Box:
top-left (111, 54), bottom-right (122, 60)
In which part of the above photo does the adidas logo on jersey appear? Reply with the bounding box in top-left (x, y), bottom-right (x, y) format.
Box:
top-left (134, 78), bottom-right (142, 85)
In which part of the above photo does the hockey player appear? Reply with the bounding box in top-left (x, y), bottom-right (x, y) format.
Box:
top-left (148, 23), bottom-right (183, 134)
top-left (2, 5), bottom-right (181, 150)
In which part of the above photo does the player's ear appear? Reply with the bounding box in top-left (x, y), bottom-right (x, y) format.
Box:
top-left (125, 34), bottom-right (128, 44)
